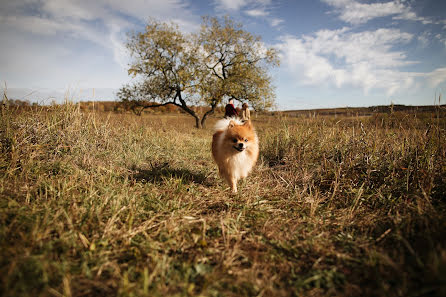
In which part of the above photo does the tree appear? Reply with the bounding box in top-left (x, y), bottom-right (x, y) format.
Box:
top-left (118, 20), bottom-right (203, 126)
top-left (197, 16), bottom-right (279, 125)
top-left (118, 17), bottom-right (279, 128)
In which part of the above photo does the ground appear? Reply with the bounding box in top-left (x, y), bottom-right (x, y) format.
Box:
top-left (1, 104), bottom-right (445, 296)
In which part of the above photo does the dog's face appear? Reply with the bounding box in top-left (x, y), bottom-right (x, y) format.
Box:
top-left (224, 120), bottom-right (256, 152)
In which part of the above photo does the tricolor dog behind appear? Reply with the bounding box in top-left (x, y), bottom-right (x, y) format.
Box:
top-left (211, 118), bottom-right (259, 193)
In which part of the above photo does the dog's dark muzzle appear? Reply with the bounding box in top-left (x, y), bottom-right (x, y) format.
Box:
top-left (233, 143), bottom-right (245, 152)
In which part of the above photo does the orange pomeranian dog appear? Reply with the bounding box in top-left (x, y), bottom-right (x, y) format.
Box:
top-left (212, 118), bottom-right (259, 193)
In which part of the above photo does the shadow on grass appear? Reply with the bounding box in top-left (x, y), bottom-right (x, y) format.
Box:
top-left (131, 162), bottom-right (213, 186)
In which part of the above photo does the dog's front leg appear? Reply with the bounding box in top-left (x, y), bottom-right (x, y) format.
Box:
top-left (230, 177), bottom-right (238, 193)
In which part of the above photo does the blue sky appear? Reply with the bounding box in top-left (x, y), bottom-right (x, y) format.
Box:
top-left (1, 0), bottom-right (446, 110)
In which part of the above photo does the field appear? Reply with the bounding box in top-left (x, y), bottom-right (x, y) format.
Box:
top-left (1, 104), bottom-right (446, 297)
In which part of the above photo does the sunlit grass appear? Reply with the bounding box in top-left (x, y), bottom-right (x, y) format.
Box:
top-left (1, 104), bottom-right (445, 296)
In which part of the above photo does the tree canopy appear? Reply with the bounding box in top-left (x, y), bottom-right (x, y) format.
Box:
top-left (118, 16), bottom-right (279, 128)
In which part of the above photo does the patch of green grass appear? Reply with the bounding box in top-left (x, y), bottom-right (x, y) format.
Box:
top-left (1, 104), bottom-right (445, 296)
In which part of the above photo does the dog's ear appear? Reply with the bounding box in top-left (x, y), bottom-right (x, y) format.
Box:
top-left (228, 120), bottom-right (235, 128)
top-left (243, 120), bottom-right (251, 127)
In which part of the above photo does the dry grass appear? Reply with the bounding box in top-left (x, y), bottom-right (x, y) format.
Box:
top-left (1, 104), bottom-right (445, 297)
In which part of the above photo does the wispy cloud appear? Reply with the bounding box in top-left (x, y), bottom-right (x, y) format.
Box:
top-left (417, 32), bottom-right (431, 48)
top-left (0, 0), bottom-right (199, 88)
top-left (214, 0), bottom-right (272, 11)
top-left (276, 27), bottom-right (428, 95)
top-left (435, 34), bottom-right (446, 49)
top-left (245, 8), bottom-right (269, 17)
top-left (270, 18), bottom-right (284, 27)
top-left (425, 67), bottom-right (446, 88)
top-left (0, 0), bottom-right (198, 57)
top-left (214, 0), bottom-right (282, 28)
top-left (322, 0), bottom-right (430, 25)
top-left (214, 0), bottom-right (249, 11)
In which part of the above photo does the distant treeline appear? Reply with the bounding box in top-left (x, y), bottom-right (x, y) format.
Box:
top-left (2, 99), bottom-right (233, 115)
top-left (282, 104), bottom-right (446, 118)
top-left (2, 99), bottom-right (39, 107)
top-left (78, 101), bottom-right (232, 115)
top-left (3, 99), bottom-right (445, 118)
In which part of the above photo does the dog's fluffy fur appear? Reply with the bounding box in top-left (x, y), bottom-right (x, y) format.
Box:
top-left (212, 118), bottom-right (259, 193)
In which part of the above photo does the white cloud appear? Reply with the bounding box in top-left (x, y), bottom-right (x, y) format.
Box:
top-left (0, 1), bottom-right (198, 44)
top-left (0, 15), bottom-right (65, 35)
top-left (0, 0), bottom-right (199, 89)
top-left (214, 0), bottom-right (272, 11)
top-left (0, 14), bottom-right (114, 56)
top-left (270, 18), bottom-right (284, 27)
top-left (417, 32), bottom-right (431, 48)
top-left (0, 0), bottom-right (199, 78)
top-left (34, 0), bottom-right (192, 24)
top-left (41, 0), bottom-right (100, 21)
top-left (435, 34), bottom-right (446, 49)
top-left (215, 0), bottom-right (281, 28)
top-left (245, 8), bottom-right (269, 17)
top-left (106, 0), bottom-right (192, 23)
top-left (169, 18), bottom-right (201, 33)
top-left (425, 67), bottom-right (446, 88)
top-left (311, 28), bottom-right (414, 68)
top-left (213, 0), bottom-right (288, 31)
top-left (322, 0), bottom-right (430, 25)
top-left (214, 0), bottom-right (248, 11)
top-left (276, 27), bottom-right (426, 95)
top-left (109, 26), bottom-right (130, 69)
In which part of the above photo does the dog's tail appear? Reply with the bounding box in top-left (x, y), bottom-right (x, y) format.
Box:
top-left (214, 117), bottom-right (244, 131)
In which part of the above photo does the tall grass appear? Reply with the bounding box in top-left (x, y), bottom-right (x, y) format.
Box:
top-left (1, 105), bottom-right (445, 296)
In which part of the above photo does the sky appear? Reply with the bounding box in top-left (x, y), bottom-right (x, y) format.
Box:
top-left (1, 0), bottom-right (446, 110)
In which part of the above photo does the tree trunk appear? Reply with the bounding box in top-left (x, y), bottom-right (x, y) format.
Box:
top-left (178, 104), bottom-right (201, 128)
top-left (177, 92), bottom-right (203, 129)
top-left (126, 93), bottom-right (208, 128)
top-left (177, 105), bottom-right (201, 128)
top-left (200, 102), bottom-right (217, 128)
top-left (132, 106), bottom-right (143, 116)
top-left (194, 116), bottom-right (202, 129)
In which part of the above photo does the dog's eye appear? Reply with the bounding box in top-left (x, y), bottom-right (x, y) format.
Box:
top-left (244, 138), bottom-right (248, 142)
top-left (232, 138), bottom-right (237, 143)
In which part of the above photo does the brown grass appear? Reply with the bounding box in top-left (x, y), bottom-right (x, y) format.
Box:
top-left (1, 104), bottom-right (445, 296)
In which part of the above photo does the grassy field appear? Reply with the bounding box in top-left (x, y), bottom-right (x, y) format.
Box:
top-left (1, 104), bottom-right (446, 297)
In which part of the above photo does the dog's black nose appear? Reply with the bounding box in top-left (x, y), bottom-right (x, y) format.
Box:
top-left (238, 143), bottom-right (244, 148)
